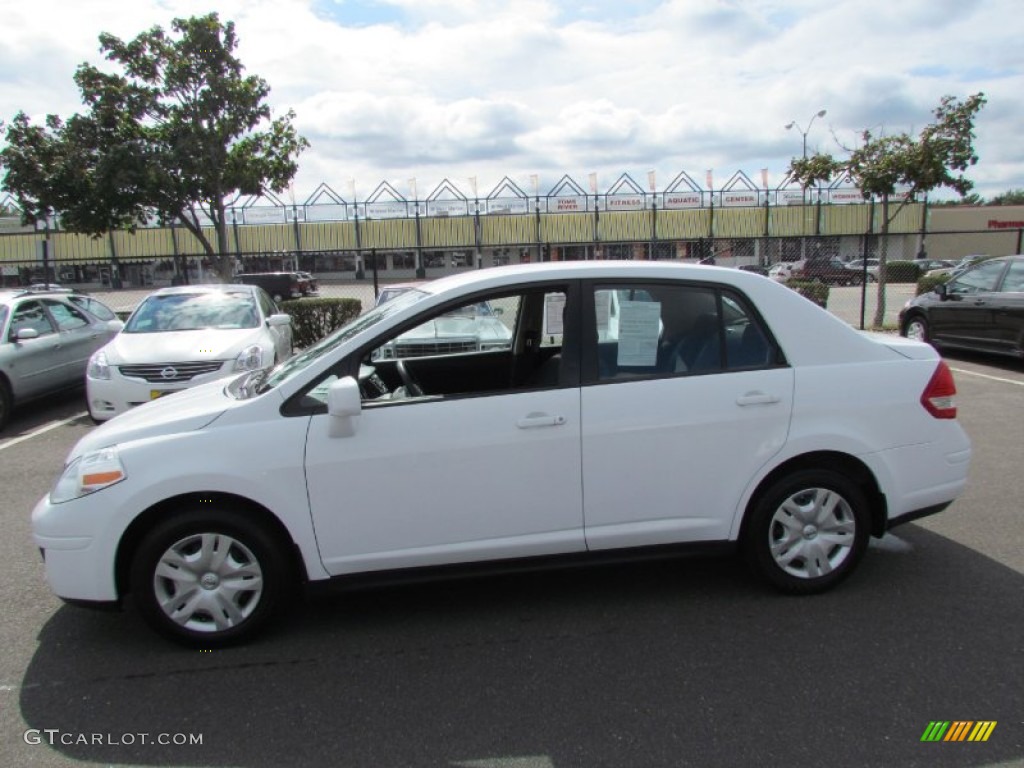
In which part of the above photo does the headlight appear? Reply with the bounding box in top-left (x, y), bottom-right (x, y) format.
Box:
top-left (233, 344), bottom-right (264, 371)
top-left (87, 350), bottom-right (111, 380)
top-left (50, 447), bottom-right (127, 504)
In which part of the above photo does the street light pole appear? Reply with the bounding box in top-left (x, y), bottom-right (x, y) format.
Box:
top-left (785, 109), bottom-right (827, 261)
top-left (785, 108), bottom-right (827, 158)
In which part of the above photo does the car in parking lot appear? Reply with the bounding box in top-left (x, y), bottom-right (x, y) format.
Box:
top-left (373, 283), bottom-right (512, 358)
top-left (0, 290), bottom-right (123, 429)
top-left (899, 254), bottom-right (1024, 359)
top-left (233, 272), bottom-right (305, 302)
top-left (86, 284), bottom-right (293, 422)
top-left (924, 255), bottom-right (988, 279)
top-left (796, 255), bottom-right (863, 285)
top-left (768, 261), bottom-right (799, 283)
top-left (32, 262), bottom-right (971, 646)
top-left (844, 259), bottom-right (880, 282)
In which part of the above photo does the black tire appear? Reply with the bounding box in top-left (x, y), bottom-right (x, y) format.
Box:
top-left (130, 506), bottom-right (293, 647)
top-left (902, 315), bottom-right (929, 344)
top-left (742, 469), bottom-right (869, 594)
top-left (0, 377), bottom-right (11, 431)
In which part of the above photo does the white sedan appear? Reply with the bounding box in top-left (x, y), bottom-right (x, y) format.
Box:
top-left (86, 284), bottom-right (292, 422)
top-left (34, 262), bottom-right (971, 646)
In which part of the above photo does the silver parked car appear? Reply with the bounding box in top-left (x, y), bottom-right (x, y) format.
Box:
top-left (0, 290), bottom-right (123, 429)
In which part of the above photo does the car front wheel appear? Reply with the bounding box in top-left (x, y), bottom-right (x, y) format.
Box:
top-left (903, 316), bottom-right (929, 343)
top-left (130, 506), bottom-right (292, 646)
top-left (743, 469), bottom-right (869, 594)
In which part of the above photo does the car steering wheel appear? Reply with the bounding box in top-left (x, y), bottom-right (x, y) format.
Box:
top-left (395, 359), bottom-right (424, 397)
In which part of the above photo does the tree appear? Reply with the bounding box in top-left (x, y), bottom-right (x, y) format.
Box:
top-left (0, 13), bottom-right (309, 279)
top-left (788, 93), bottom-right (986, 327)
top-left (989, 189), bottom-right (1024, 206)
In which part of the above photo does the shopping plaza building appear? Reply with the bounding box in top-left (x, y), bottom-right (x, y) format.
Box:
top-left (2, 173), bottom-right (1022, 288)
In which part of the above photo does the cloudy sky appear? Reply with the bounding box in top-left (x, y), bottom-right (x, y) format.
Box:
top-left (1, 0), bottom-right (1021, 204)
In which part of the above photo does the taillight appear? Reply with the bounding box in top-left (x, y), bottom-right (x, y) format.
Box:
top-left (921, 360), bottom-right (957, 419)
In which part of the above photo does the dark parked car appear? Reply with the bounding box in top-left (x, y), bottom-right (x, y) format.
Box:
top-left (795, 256), bottom-right (862, 286)
top-left (899, 255), bottom-right (1024, 359)
top-left (233, 272), bottom-right (304, 302)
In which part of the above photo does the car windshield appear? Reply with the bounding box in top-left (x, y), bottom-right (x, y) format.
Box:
top-left (125, 292), bottom-right (260, 333)
top-left (236, 287), bottom-right (430, 398)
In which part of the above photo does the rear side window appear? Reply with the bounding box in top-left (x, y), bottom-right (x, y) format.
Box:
top-left (588, 283), bottom-right (779, 382)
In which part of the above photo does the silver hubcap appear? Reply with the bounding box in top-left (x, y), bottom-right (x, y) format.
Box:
top-left (906, 320), bottom-right (927, 341)
top-left (153, 533), bottom-right (263, 633)
top-left (768, 488), bottom-right (856, 579)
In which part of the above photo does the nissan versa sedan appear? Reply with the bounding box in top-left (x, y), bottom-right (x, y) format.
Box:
top-left (899, 255), bottom-right (1024, 360)
top-left (33, 262), bottom-right (971, 646)
top-left (86, 284), bottom-right (293, 422)
top-left (0, 290), bottom-right (122, 430)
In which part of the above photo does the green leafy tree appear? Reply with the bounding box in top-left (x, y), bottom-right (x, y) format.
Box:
top-left (789, 93), bottom-right (986, 327)
top-left (989, 189), bottom-right (1024, 206)
top-left (1, 13), bottom-right (309, 279)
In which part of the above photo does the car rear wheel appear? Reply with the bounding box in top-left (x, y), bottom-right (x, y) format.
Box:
top-left (743, 469), bottom-right (869, 594)
top-left (130, 506), bottom-right (292, 646)
top-left (0, 378), bottom-right (11, 431)
top-left (904, 316), bottom-right (929, 343)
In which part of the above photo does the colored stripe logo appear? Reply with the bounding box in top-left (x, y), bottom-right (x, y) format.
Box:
top-left (921, 721), bottom-right (997, 742)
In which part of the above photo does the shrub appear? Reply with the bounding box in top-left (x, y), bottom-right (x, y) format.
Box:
top-left (885, 260), bottom-right (922, 283)
top-left (787, 280), bottom-right (829, 308)
top-left (280, 297), bottom-right (362, 348)
top-left (916, 273), bottom-right (952, 296)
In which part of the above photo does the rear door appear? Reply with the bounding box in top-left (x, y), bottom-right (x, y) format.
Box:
top-left (991, 259), bottom-right (1024, 353)
top-left (579, 281), bottom-right (794, 548)
top-left (931, 259), bottom-right (1008, 349)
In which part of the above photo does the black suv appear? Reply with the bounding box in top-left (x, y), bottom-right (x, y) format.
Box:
top-left (233, 272), bottom-right (304, 302)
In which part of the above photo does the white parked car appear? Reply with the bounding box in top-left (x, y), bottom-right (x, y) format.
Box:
top-left (86, 284), bottom-right (293, 422)
top-left (34, 262), bottom-right (971, 646)
top-left (768, 261), bottom-right (801, 283)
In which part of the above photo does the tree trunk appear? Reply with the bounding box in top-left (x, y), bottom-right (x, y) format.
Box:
top-left (872, 195), bottom-right (889, 328)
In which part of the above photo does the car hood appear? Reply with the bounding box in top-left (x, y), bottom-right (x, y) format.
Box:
top-left (104, 328), bottom-right (264, 363)
top-left (67, 378), bottom-right (237, 462)
top-left (397, 317), bottom-right (511, 341)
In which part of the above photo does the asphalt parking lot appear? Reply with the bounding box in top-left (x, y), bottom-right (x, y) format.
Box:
top-left (0, 349), bottom-right (1021, 767)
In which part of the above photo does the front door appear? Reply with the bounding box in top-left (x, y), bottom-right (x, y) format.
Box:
top-left (303, 284), bottom-right (586, 575)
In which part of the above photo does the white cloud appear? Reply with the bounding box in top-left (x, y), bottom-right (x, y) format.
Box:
top-left (1, 0), bottom-right (1021, 200)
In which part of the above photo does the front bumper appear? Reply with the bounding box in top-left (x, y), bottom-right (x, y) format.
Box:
top-left (32, 493), bottom-right (120, 602)
top-left (87, 364), bottom-right (233, 421)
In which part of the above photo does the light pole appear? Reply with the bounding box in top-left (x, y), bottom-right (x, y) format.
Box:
top-left (785, 110), bottom-right (827, 260)
top-left (785, 109), bottom-right (827, 158)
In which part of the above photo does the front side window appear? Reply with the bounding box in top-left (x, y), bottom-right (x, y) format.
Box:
top-left (588, 283), bottom-right (778, 382)
top-left (291, 285), bottom-right (571, 411)
top-left (10, 301), bottom-right (56, 340)
top-left (949, 259), bottom-right (1006, 295)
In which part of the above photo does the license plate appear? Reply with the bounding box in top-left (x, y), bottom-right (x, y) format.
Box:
top-left (150, 389), bottom-right (178, 400)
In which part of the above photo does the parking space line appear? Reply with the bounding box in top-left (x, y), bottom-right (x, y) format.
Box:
top-left (949, 367), bottom-right (1024, 388)
top-left (0, 412), bottom-right (88, 453)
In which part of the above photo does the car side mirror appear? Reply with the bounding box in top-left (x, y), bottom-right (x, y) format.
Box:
top-left (14, 327), bottom-right (40, 342)
top-left (934, 283), bottom-right (948, 300)
top-left (106, 319), bottom-right (125, 333)
top-left (327, 376), bottom-right (362, 437)
top-left (267, 313), bottom-right (292, 327)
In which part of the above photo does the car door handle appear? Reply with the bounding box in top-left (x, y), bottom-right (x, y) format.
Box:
top-left (517, 412), bottom-right (567, 429)
top-left (736, 391), bottom-right (781, 407)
